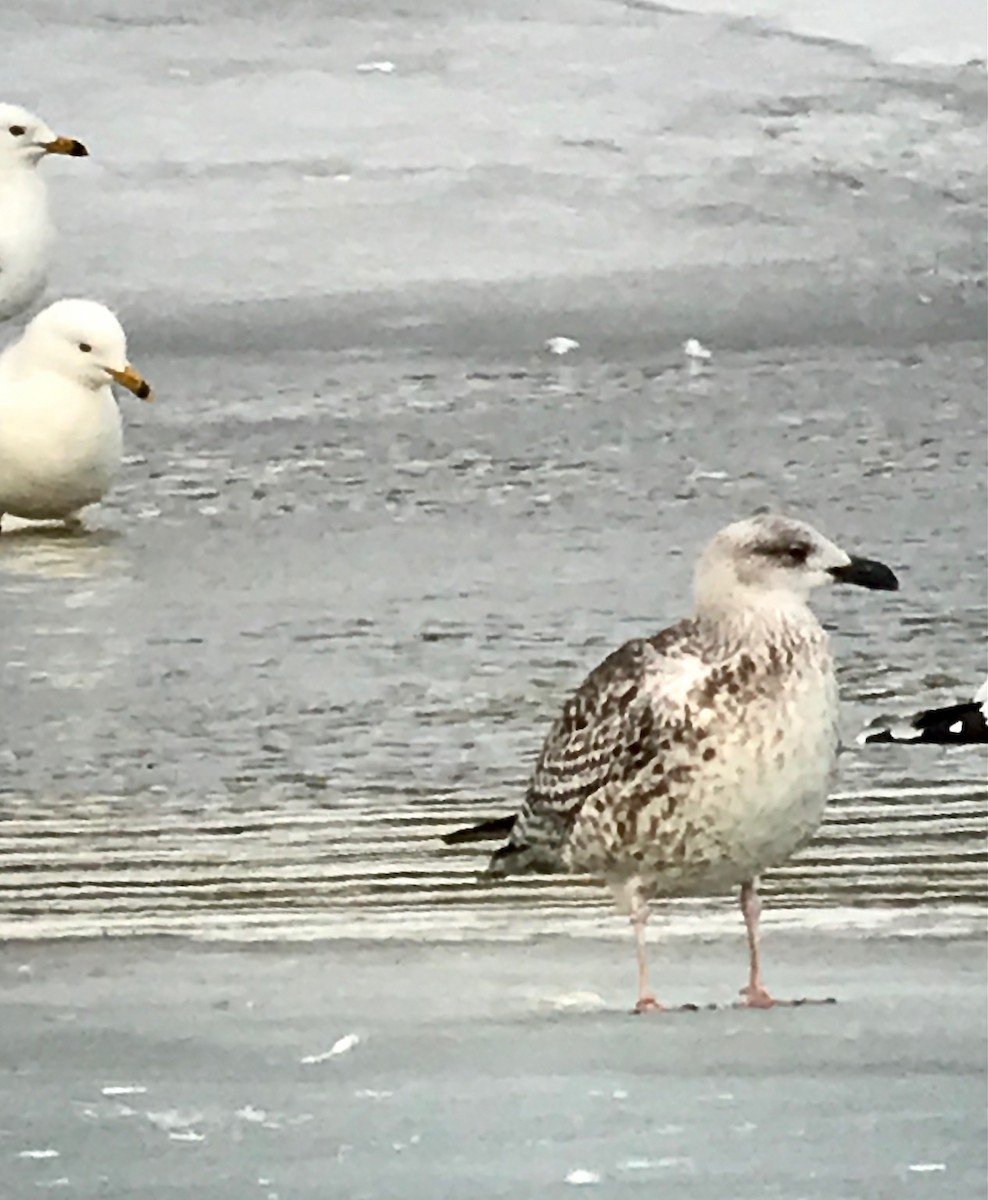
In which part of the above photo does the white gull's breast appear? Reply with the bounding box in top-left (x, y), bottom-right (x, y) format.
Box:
top-left (0, 172), bottom-right (52, 321)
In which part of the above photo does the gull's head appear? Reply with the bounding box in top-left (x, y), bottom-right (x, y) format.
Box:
top-left (0, 103), bottom-right (88, 170)
top-left (694, 513), bottom-right (898, 615)
top-left (16, 299), bottom-right (153, 400)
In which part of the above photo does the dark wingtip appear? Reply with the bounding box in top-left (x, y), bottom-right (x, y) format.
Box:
top-left (441, 814), bottom-right (517, 845)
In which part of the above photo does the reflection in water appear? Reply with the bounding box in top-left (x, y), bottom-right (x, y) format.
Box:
top-left (0, 525), bottom-right (127, 582)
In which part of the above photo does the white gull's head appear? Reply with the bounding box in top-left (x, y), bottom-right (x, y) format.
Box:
top-left (0, 103), bottom-right (88, 171)
top-left (694, 513), bottom-right (898, 616)
top-left (7, 299), bottom-right (153, 400)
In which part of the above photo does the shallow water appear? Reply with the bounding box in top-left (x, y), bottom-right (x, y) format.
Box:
top-left (1, 344), bottom-right (985, 938)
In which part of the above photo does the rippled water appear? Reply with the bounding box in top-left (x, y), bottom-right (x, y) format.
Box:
top-left (1, 344), bottom-right (985, 938)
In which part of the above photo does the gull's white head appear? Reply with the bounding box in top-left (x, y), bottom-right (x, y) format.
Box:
top-left (694, 513), bottom-right (898, 616)
top-left (13, 299), bottom-right (153, 400)
top-left (0, 103), bottom-right (88, 171)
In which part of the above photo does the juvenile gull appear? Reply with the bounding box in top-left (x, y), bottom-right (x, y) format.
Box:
top-left (0, 299), bottom-right (153, 529)
top-left (0, 103), bottom-right (88, 322)
top-left (864, 676), bottom-right (988, 745)
top-left (445, 514), bottom-right (898, 1011)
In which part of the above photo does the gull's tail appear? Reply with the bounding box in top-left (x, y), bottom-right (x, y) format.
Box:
top-left (441, 814), bottom-right (517, 844)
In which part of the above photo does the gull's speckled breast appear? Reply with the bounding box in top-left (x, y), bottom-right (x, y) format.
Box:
top-left (496, 609), bottom-right (840, 898)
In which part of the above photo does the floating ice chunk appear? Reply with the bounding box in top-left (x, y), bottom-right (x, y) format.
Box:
top-left (357, 61), bottom-right (395, 73)
top-left (683, 337), bottom-right (712, 377)
top-left (565, 1169), bottom-right (601, 1185)
top-left (18, 1149), bottom-right (59, 1159)
top-left (908, 1163), bottom-right (946, 1173)
top-left (544, 336), bottom-right (580, 355)
top-left (300, 1033), bottom-right (360, 1064)
top-left (619, 1156), bottom-right (695, 1172)
top-left (236, 1105), bottom-right (269, 1123)
top-left (146, 1109), bottom-right (204, 1138)
top-left (535, 990), bottom-right (607, 1012)
top-left (101, 1085), bottom-right (147, 1097)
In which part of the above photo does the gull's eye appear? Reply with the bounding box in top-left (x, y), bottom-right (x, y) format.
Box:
top-left (785, 543), bottom-right (810, 565)
top-left (9, 125), bottom-right (26, 137)
top-left (78, 342), bottom-right (92, 353)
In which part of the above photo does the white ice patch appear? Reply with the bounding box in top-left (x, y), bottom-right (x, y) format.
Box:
top-left (620, 1156), bottom-right (696, 1172)
top-left (146, 1109), bottom-right (205, 1143)
top-left (236, 1105), bottom-right (269, 1124)
top-left (18, 1149), bottom-right (59, 1159)
top-left (534, 990), bottom-right (607, 1013)
top-left (908, 1163), bottom-right (946, 1173)
top-left (683, 338), bottom-right (712, 377)
top-left (544, 336), bottom-right (580, 356)
top-left (101, 1085), bottom-right (147, 1097)
top-left (300, 1033), bottom-right (360, 1064)
top-left (356, 61), bottom-right (395, 73)
top-left (565, 1169), bottom-right (601, 1185)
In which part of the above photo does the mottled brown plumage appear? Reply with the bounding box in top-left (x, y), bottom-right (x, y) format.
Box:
top-left (447, 514), bottom-right (899, 1010)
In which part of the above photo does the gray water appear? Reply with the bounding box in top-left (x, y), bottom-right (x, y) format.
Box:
top-left (1, 344), bottom-right (985, 939)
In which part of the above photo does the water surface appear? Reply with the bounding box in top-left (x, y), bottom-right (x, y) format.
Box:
top-left (2, 345), bottom-right (985, 938)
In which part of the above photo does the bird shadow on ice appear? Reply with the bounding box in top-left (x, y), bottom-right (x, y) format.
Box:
top-left (0, 522), bottom-right (125, 580)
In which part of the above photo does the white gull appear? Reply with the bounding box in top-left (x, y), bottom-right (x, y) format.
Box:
top-left (0, 103), bottom-right (88, 322)
top-left (0, 299), bottom-right (153, 529)
top-left (445, 514), bottom-right (898, 1011)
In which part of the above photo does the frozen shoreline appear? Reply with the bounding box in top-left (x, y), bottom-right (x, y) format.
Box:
top-left (646, 0), bottom-right (987, 66)
top-left (2, 0), bottom-right (984, 355)
top-left (2, 933), bottom-right (985, 1198)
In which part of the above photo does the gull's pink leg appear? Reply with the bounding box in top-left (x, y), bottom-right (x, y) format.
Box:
top-left (738, 879), bottom-right (776, 1008)
top-left (630, 897), bottom-right (663, 1014)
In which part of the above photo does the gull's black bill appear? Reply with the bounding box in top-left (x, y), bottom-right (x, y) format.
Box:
top-left (829, 556), bottom-right (899, 591)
